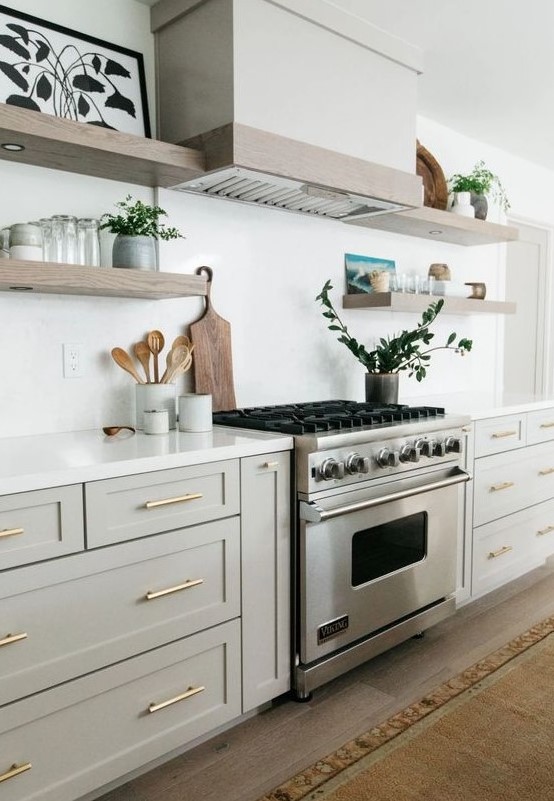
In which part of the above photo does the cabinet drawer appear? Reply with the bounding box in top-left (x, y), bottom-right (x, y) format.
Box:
top-left (473, 441), bottom-right (554, 527)
top-left (85, 460), bottom-right (239, 546)
top-left (474, 414), bottom-right (526, 457)
top-left (527, 408), bottom-right (554, 445)
top-left (0, 485), bottom-right (83, 570)
top-left (0, 620), bottom-right (241, 801)
top-left (0, 518), bottom-right (239, 706)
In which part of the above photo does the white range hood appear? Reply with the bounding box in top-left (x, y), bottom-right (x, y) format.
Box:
top-left (151, 0), bottom-right (424, 217)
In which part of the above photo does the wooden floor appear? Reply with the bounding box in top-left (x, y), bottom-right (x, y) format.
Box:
top-left (97, 562), bottom-right (554, 801)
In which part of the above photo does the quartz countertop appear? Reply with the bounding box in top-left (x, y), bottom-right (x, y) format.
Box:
top-left (401, 390), bottom-right (554, 420)
top-left (0, 426), bottom-right (293, 495)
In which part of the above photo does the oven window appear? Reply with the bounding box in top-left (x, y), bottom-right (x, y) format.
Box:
top-left (351, 512), bottom-right (427, 586)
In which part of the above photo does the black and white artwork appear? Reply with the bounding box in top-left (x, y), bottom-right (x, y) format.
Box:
top-left (0, 4), bottom-right (150, 136)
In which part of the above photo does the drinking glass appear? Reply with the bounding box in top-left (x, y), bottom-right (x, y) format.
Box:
top-left (77, 218), bottom-right (101, 266)
top-left (51, 214), bottom-right (78, 264)
top-left (39, 218), bottom-right (53, 262)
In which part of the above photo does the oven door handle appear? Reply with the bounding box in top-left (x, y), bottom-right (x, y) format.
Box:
top-left (299, 469), bottom-right (471, 523)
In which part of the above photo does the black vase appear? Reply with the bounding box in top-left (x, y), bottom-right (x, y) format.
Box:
top-left (470, 193), bottom-right (488, 220)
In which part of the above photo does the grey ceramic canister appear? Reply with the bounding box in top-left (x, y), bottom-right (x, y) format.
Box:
top-left (112, 234), bottom-right (157, 270)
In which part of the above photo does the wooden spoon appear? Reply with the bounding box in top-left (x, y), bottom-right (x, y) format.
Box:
top-left (172, 334), bottom-right (192, 351)
top-left (102, 425), bottom-right (136, 436)
top-left (170, 346), bottom-right (194, 380)
top-left (160, 344), bottom-right (189, 384)
top-left (134, 341), bottom-right (152, 383)
top-left (111, 347), bottom-right (145, 384)
top-left (147, 330), bottom-right (165, 383)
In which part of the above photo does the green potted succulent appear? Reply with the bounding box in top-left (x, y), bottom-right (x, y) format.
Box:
top-left (448, 161), bottom-right (510, 219)
top-left (316, 280), bottom-right (473, 403)
top-left (100, 195), bottom-right (184, 270)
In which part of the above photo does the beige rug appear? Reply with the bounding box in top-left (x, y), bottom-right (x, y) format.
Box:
top-left (258, 616), bottom-right (554, 801)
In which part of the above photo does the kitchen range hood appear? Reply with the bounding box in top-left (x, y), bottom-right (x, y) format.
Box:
top-left (152, 0), bottom-right (424, 219)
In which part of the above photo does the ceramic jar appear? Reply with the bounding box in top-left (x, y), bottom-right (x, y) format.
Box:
top-left (452, 191), bottom-right (475, 218)
top-left (9, 223), bottom-right (42, 261)
top-left (112, 235), bottom-right (157, 270)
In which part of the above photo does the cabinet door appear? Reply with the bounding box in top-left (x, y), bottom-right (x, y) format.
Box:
top-left (474, 414), bottom-right (526, 458)
top-left (241, 451), bottom-right (291, 711)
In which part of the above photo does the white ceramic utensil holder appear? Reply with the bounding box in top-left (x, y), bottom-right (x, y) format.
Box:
top-left (135, 384), bottom-right (176, 430)
top-left (179, 393), bottom-right (213, 432)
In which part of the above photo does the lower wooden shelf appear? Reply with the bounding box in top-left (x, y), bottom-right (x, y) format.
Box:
top-left (0, 262), bottom-right (208, 299)
top-left (342, 292), bottom-right (516, 314)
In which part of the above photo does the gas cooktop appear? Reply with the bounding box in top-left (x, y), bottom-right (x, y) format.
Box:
top-left (213, 400), bottom-right (446, 435)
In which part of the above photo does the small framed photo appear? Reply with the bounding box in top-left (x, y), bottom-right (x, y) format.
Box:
top-left (0, 4), bottom-right (150, 136)
top-left (345, 252), bottom-right (396, 294)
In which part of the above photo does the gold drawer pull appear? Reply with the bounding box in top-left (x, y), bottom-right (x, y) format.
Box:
top-left (145, 492), bottom-right (203, 509)
top-left (0, 762), bottom-right (32, 784)
top-left (539, 467), bottom-right (554, 476)
top-left (488, 545), bottom-right (513, 559)
top-left (148, 685), bottom-right (205, 713)
top-left (491, 430), bottom-right (518, 439)
top-left (490, 481), bottom-right (515, 492)
top-left (0, 527), bottom-right (24, 539)
top-left (540, 422), bottom-right (554, 428)
top-left (264, 461), bottom-right (279, 469)
top-left (0, 632), bottom-right (27, 648)
top-left (538, 525), bottom-right (554, 536)
top-left (145, 578), bottom-right (204, 600)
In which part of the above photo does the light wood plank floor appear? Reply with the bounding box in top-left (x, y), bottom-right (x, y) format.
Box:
top-left (97, 562), bottom-right (554, 801)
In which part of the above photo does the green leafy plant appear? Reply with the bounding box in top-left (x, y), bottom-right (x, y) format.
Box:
top-left (316, 280), bottom-right (472, 382)
top-left (448, 160), bottom-right (510, 212)
top-left (99, 196), bottom-right (184, 240)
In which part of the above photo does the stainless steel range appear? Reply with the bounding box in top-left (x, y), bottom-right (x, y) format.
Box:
top-left (213, 400), bottom-right (471, 700)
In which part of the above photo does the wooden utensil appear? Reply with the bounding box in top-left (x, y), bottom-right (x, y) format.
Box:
top-left (102, 425), bottom-right (136, 436)
top-left (189, 266), bottom-right (236, 412)
top-left (160, 344), bottom-right (189, 384)
top-left (134, 341), bottom-right (152, 383)
top-left (111, 347), bottom-right (145, 384)
top-left (172, 334), bottom-right (192, 351)
top-left (147, 329), bottom-right (165, 383)
top-left (168, 347), bottom-right (194, 382)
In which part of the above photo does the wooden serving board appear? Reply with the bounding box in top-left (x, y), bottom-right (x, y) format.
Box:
top-left (189, 266), bottom-right (237, 412)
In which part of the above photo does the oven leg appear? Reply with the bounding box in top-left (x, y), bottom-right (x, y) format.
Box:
top-left (412, 631), bottom-right (425, 639)
top-left (293, 689), bottom-right (313, 703)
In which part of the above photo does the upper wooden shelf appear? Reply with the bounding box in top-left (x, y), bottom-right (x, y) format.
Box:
top-left (0, 104), bottom-right (205, 187)
top-left (343, 292), bottom-right (516, 315)
top-left (0, 262), bottom-right (208, 299)
top-left (347, 206), bottom-right (519, 246)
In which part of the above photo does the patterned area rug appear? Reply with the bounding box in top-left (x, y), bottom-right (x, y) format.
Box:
top-left (258, 616), bottom-right (554, 801)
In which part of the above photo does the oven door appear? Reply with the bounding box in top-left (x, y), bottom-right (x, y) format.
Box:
top-left (298, 467), bottom-right (469, 665)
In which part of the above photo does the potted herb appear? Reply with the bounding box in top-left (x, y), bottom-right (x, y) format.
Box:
top-left (100, 195), bottom-right (184, 270)
top-left (448, 161), bottom-right (510, 220)
top-left (316, 280), bottom-right (472, 403)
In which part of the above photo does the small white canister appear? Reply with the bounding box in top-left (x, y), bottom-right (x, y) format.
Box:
top-left (179, 393), bottom-right (213, 432)
top-left (143, 408), bottom-right (169, 435)
top-left (9, 223), bottom-right (43, 261)
top-left (135, 383), bottom-right (176, 430)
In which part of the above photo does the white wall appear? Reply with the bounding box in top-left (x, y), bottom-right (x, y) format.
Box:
top-left (1, 2), bottom-right (552, 438)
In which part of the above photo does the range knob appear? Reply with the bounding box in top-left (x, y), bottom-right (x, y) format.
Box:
top-left (376, 448), bottom-right (400, 468)
top-left (345, 452), bottom-right (370, 475)
top-left (433, 440), bottom-right (447, 457)
top-left (445, 436), bottom-right (463, 454)
top-left (414, 438), bottom-right (436, 458)
top-left (399, 443), bottom-right (420, 463)
top-left (318, 458), bottom-right (345, 481)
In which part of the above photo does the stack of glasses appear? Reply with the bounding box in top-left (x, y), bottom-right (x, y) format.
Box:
top-left (2, 217), bottom-right (102, 266)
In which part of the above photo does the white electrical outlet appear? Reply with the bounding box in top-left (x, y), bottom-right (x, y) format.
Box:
top-left (63, 343), bottom-right (83, 378)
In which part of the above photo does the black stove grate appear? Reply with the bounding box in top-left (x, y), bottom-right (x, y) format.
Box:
top-left (213, 400), bottom-right (446, 435)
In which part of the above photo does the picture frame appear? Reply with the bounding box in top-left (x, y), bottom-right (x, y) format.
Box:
top-left (345, 252), bottom-right (396, 294)
top-left (0, 4), bottom-right (150, 137)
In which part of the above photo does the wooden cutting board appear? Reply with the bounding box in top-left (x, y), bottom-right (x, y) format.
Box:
top-left (189, 266), bottom-right (237, 412)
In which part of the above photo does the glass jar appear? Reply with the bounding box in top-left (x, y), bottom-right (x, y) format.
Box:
top-left (51, 214), bottom-right (78, 264)
top-left (9, 223), bottom-right (43, 261)
top-left (77, 218), bottom-right (100, 266)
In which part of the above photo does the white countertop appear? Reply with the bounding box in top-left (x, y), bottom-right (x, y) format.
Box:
top-left (401, 391), bottom-right (554, 420)
top-left (0, 426), bottom-right (293, 495)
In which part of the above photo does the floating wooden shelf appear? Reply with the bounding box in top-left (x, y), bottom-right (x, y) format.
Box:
top-left (347, 206), bottom-right (519, 246)
top-left (0, 104), bottom-right (205, 187)
top-left (342, 292), bottom-right (516, 315)
top-left (0, 262), bottom-right (208, 300)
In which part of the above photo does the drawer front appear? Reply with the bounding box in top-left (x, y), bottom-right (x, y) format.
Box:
top-left (0, 485), bottom-right (84, 570)
top-left (474, 414), bottom-right (526, 458)
top-left (529, 498), bottom-right (554, 561)
top-left (0, 518), bottom-right (239, 706)
top-left (85, 460), bottom-right (240, 547)
top-left (473, 441), bottom-right (554, 527)
top-left (0, 620), bottom-right (241, 801)
top-left (527, 408), bottom-right (554, 445)
top-left (472, 505), bottom-right (549, 597)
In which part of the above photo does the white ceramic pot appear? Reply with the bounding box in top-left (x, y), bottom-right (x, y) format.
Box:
top-left (112, 234), bottom-right (157, 270)
top-left (452, 191), bottom-right (475, 218)
top-left (135, 383), bottom-right (176, 429)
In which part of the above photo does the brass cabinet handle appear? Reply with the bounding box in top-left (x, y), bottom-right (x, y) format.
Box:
top-left (145, 492), bottom-right (203, 509)
top-left (540, 422), bottom-right (554, 429)
top-left (0, 632), bottom-right (27, 648)
top-left (537, 525), bottom-right (554, 536)
top-left (148, 685), bottom-right (205, 713)
top-left (490, 481), bottom-right (515, 492)
top-left (0, 763), bottom-right (32, 784)
top-left (488, 545), bottom-right (513, 559)
top-left (491, 430), bottom-right (518, 439)
top-left (539, 467), bottom-right (554, 476)
top-left (0, 527), bottom-right (24, 539)
top-left (264, 461), bottom-right (279, 469)
top-left (145, 578), bottom-right (204, 600)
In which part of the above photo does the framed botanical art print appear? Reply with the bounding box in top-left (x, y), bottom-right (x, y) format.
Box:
top-left (0, 4), bottom-right (150, 136)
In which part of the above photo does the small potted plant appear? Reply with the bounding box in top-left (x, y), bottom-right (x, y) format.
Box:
top-left (316, 280), bottom-right (472, 403)
top-left (448, 161), bottom-right (510, 220)
top-left (100, 195), bottom-right (184, 270)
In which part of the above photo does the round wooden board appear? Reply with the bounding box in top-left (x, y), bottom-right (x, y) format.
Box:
top-left (416, 140), bottom-right (448, 210)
